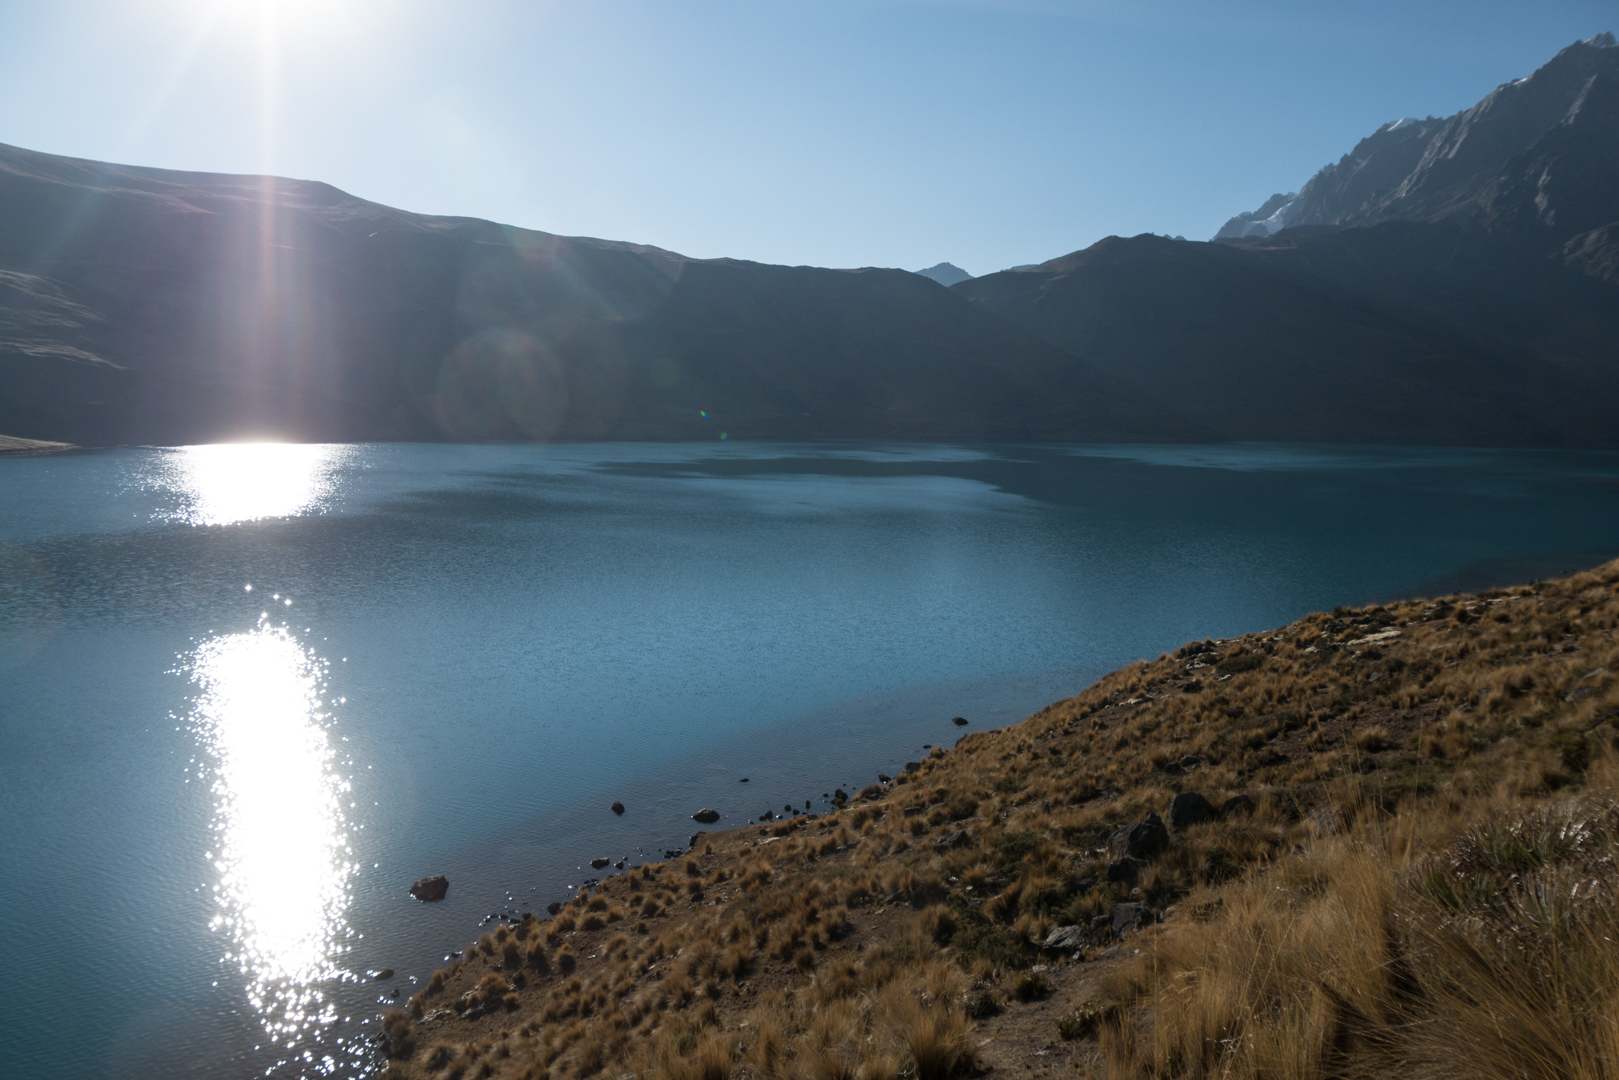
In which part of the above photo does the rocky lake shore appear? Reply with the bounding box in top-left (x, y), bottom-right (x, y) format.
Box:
top-left (371, 559), bottom-right (1619, 1080)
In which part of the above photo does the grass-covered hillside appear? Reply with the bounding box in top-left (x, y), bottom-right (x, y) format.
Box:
top-left (379, 559), bottom-right (1619, 1080)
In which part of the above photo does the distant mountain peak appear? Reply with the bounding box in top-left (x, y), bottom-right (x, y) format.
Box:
top-left (1213, 191), bottom-right (1300, 240)
top-left (1211, 32), bottom-right (1619, 263)
top-left (914, 262), bottom-right (973, 286)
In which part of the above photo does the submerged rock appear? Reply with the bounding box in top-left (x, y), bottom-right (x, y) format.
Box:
top-left (952, 716), bottom-right (969, 726)
top-left (611, 801), bottom-right (625, 815)
top-left (410, 875), bottom-right (449, 902)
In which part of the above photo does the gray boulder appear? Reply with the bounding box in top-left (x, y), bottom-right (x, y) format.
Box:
top-left (1042, 925), bottom-right (1087, 951)
top-left (1110, 902), bottom-right (1153, 936)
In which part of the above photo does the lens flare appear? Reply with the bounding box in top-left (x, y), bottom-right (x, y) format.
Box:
top-left (190, 624), bottom-right (354, 1049)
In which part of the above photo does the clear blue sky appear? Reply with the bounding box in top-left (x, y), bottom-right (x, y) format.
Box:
top-left (0, 0), bottom-right (1609, 274)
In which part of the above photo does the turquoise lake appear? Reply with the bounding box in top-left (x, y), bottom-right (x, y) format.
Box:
top-left (3, 441), bottom-right (1619, 1079)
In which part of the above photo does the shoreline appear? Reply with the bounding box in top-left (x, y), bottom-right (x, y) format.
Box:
top-left (377, 558), bottom-right (1619, 1080)
top-left (0, 434), bottom-right (75, 456)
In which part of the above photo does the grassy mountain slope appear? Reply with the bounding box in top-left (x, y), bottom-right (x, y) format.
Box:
top-left (377, 560), bottom-right (1619, 1080)
top-left (0, 142), bottom-right (1176, 447)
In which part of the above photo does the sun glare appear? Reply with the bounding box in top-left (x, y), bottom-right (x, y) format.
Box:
top-left (192, 624), bottom-right (354, 1044)
top-left (168, 442), bottom-right (344, 526)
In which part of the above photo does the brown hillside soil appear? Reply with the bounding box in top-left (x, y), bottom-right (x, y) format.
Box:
top-left (379, 560), bottom-right (1619, 1080)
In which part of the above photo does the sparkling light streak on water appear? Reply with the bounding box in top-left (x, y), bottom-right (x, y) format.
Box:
top-left (164, 443), bottom-right (347, 526)
top-left (190, 623), bottom-right (356, 1066)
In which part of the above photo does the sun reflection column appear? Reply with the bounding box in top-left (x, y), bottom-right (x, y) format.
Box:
top-left (169, 443), bottom-right (345, 527)
top-left (191, 623), bottom-right (354, 1046)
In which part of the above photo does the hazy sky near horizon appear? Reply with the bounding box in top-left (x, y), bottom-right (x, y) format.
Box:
top-left (0, 1), bottom-right (1610, 274)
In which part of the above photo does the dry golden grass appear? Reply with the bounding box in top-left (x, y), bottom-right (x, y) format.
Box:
top-left (386, 561), bottom-right (1619, 1080)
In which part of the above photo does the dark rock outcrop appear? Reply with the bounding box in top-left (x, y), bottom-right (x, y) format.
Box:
top-left (1168, 792), bottom-right (1215, 830)
top-left (1220, 794), bottom-right (1256, 819)
top-left (1106, 857), bottom-right (1143, 883)
top-left (1117, 813), bottom-right (1169, 859)
top-left (691, 808), bottom-right (720, 824)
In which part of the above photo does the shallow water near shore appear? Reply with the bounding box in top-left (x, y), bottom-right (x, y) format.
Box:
top-left (3, 441), bottom-right (1619, 1080)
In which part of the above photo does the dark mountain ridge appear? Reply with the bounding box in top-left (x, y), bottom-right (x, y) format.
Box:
top-left (954, 34), bottom-right (1619, 446)
top-left (0, 142), bottom-right (1171, 445)
top-left (2, 35), bottom-right (1616, 448)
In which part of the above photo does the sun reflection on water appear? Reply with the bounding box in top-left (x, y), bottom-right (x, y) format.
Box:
top-left (166, 442), bottom-right (346, 526)
top-left (190, 622), bottom-right (355, 1062)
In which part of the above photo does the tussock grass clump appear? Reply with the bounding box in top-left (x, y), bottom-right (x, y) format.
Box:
top-left (1101, 783), bottom-right (1619, 1079)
